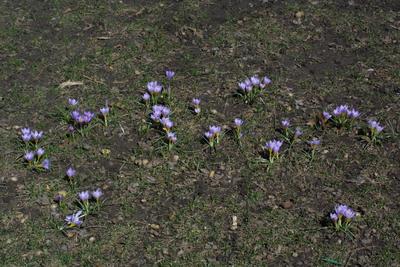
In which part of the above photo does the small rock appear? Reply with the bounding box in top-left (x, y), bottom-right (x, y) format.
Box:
top-left (295, 11), bottom-right (304, 19)
top-left (10, 176), bottom-right (18, 182)
top-left (162, 248), bottom-right (169, 255)
top-left (281, 200), bottom-right (294, 209)
top-left (89, 236), bottom-right (96, 242)
top-left (231, 215), bottom-right (238, 230)
top-left (149, 224), bottom-right (160, 230)
top-left (292, 252), bottom-right (298, 257)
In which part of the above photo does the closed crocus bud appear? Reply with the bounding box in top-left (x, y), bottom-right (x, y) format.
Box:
top-left (294, 127), bottom-right (303, 138)
top-left (142, 93), bottom-right (150, 101)
top-left (42, 159), bottom-right (51, 170)
top-left (68, 98), bottom-right (78, 106)
top-left (234, 118), bottom-right (243, 127)
top-left (165, 70), bottom-right (175, 80)
top-left (100, 106), bottom-right (110, 115)
top-left (281, 119), bottom-right (290, 128)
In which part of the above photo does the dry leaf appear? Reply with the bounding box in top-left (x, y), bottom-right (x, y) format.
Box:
top-left (59, 80), bottom-right (83, 88)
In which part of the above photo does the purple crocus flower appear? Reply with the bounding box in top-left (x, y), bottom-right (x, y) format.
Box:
top-left (347, 108), bottom-right (360, 118)
top-left (307, 138), bottom-right (321, 146)
top-left (21, 128), bottom-right (32, 141)
top-left (78, 191), bottom-right (90, 201)
top-left (67, 125), bottom-right (75, 133)
top-left (65, 210), bottom-right (83, 226)
top-left (294, 127), bottom-right (303, 138)
top-left (66, 167), bottom-right (76, 178)
top-left (92, 188), bottom-right (103, 200)
top-left (71, 110), bottom-right (80, 121)
top-left (31, 130), bottom-right (43, 141)
top-left (333, 204), bottom-right (355, 220)
top-left (68, 98), bottom-right (78, 106)
top-left (263, 76), bottom-right (271, 85)
top-left (234, 118), bottom-right (243, 127)
top-left (334, 204), bottom-right (349, 217)
top-left (21, 128), bottom-right (31, 135)
top-left (54, 194), bottom-right (64, 203)
top-left (36, 148), bottom-right (45, 157)
top-left (83, 111), bottom-right (95, 123)
top-left (264, 140), bottom-right (283, 154)
top-left (368, 120), bottom-right (384, 133)
top-left (161, 107), bottom-right (171, 116)
top-left (42, 159), bottom-right (51, 170)
top-left (167, 132), bottom-right (177, 143)
top-left (160, 117), bottom-right (174, 129)
top-left (343, 208), bottom-right (356, 219)
top-left (150, 112), bottom-right (161, 122)
top-left (147, 81), bottom-right (162, 94)
top-left (333, 105), bottom-right (349, 116)
top-left (165, 70), bottom-right (175, 80)
top-left (209, 125), bottom-right (222, 135)
top-left (281, 119), bottom-right (290, 128)
top-left (204, 131), bottom-right (213, 139)
top-left (21, 133), bottom-right (32, 142)
top-left (323, 111), bottom-right (332, 120)
top-left (100, 106), bottom-right (110, 115)
top-left (250, 75), bottom-right (260, 86)
top-left (192, 98), bottom-right (201, 106)
top-left (152, 105), bottom-right (170, 117)
top-left (330, 213), bottom-right (338, 221)
top-left (238, 82), bottom-right (246, 91)
top-left (142, 93), bottom-right (150, 101)
top-left (24, 151), bottom-right (35, 161)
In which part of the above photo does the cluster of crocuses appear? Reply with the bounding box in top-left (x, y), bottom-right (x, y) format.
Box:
top-left (21, 128), bottom-right (50, 171)
top-left (321, 105), bottom-right (360, 128)
top-left (150, 104), bottom-right (177, 149)
top-left (61, 188), bottom-right (103, 228)
top-left (237, 74), bottom-right (271, 103)
top-left (280, 119), bottom-right (303, 143)
top-left (263, 139), bottom-right (283, 163)
top-left (191, 98), bottom-right (201, 114)
top-left (261, 119), bottom-right (322, 163)
top-left (320, 105), bottom-right (384, 143)
top-left (204, 125), bottom-right (222, 150)
top-left (142, 70), bottom-right (175, 105)
top-left (67, 98), bottom-right (110, 134)
top-left (330, 204), bottom-right (356, 231)
top-left (367, 119), bottom-right (384, 143)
